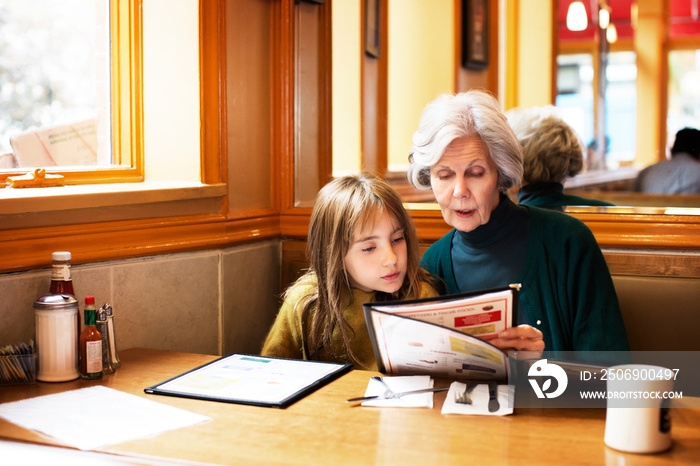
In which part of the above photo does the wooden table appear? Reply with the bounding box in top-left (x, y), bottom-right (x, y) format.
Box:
top-left (1, 348), bottom-right (698, 465)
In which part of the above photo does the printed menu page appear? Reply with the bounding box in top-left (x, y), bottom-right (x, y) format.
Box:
top-left (374, 287), bottom-right (516, 340)
top-left (145, 354), bottom-right (352, 408)
top-left (364, 308), bottom-right (510, 381)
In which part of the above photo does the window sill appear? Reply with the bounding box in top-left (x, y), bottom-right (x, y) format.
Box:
top-left (0, 181), bottom-right (230, 274)
top-left (0, 181), bottom-right (226, 216)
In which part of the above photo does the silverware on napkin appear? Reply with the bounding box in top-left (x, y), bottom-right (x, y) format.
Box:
top-left (455, 381), bottom-right (479, 405)
top-left (347, 386), bottom-right (449, 403)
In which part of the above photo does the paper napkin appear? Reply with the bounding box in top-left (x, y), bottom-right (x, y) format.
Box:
top-left (361, 375), bottom-right (435, 408)
top-left (441, 381), bottom-right (514, 416)
top-left (0, 386), bottom-right (211, 450)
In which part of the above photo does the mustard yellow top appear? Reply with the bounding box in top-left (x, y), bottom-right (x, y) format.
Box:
top-left (260, 275), bottom-right (439, 370)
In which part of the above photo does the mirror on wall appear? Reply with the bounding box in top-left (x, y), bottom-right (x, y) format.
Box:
top-left (556, 0), bottom-right (700, 208)
top-left (329, 1), bottom-right (700, 211)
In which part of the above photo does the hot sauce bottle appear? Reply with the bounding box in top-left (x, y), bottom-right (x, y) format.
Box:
top-left (79, 296), bottom-right (103, 379)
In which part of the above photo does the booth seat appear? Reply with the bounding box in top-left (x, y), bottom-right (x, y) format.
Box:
top-left (612, 275), bottom-right (700, 351)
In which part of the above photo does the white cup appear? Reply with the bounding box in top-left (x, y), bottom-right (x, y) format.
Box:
top-left (604, 364), bottom-right (674, 454)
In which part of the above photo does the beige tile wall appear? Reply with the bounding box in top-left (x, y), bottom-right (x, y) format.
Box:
top-left (0, 241), bottom-right (281, 356)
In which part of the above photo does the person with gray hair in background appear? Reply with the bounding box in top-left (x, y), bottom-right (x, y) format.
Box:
top-left (408, 90), bottom-right (629, 352)
top-left (506, 105), bottom-right (614, 208)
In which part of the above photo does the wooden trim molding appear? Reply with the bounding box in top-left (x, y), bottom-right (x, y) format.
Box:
top-left (0, 212), bottom-right (282, 274)
top-left (272, 0), bottom-right (296, 211)
top-left (602, 250), bottom-right (700, 279)
top-left (200, 0), bottom-right (226, 188)
top-left (277, 206), bottom-right (700, 253)
top-left (403, 206), bottom-right (700, 250)
top-left (565, 209), bottom-right (700, 250)
top-left (284, 240), bottom-right (700, 283)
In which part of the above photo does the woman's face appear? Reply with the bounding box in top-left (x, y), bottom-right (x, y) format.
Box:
top-left (430, 135), bottom-right (501, 233)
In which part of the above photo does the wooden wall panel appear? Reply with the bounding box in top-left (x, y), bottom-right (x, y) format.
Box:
top-left (226, 0), bottom-right (273, 212)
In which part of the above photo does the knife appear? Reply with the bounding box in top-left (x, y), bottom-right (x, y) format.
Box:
top-left (346, 386), bottom-right (449, 403)
top-left (488, 381), bottom-right (500, 412)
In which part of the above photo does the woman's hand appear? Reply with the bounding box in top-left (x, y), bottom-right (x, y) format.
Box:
top-left (490, 324), bottom-right (545, 352)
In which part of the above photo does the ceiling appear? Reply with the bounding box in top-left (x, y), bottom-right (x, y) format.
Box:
top-left (558, 0), bottom-right (700, 42)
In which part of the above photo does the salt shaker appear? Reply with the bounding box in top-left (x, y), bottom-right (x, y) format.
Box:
top-left (34, 294), bottom-right (80, 382)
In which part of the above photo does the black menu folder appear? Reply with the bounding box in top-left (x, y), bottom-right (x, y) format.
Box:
top-left (145, 353), bottom-right (352, 409)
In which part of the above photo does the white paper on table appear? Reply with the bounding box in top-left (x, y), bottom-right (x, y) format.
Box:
top-left (441, 382), bottom-right (514, 416)
top-left (361, 375), bottom-right (435, 408)
top-left (0, 386), bottom-right (211, 450)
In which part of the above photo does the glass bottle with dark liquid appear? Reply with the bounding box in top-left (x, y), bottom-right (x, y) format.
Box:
top-left (49, 251), bottom-right (80, 345)
top-left (49, 251), bottom-right (75, 296)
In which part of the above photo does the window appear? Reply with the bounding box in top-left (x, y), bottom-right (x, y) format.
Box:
top-left (603, 51), bottom-right (637, 166)
top-left (556, 53), bottom-right (594, 157)
top-left (0, 0), bottom-right (225, 274)
top-left (667, 49), bottom-right (700, 150)
top-left (555, 50), bottom-right (637, 170)
top-left (0, 0), bottom-right (142, 185)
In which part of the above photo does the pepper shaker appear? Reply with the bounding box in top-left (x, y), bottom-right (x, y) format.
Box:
top-left (103, 303), bottom-right (121, 369)
top-left (96, 305), bottom-right (115, 374)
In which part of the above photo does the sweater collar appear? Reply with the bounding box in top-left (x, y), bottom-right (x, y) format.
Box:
top-left (351, 287), bottom-right (377, 302)
top-left (454, 196), bottom-right (525, 249)
top-left (517, 182), bottom-right (564, 203)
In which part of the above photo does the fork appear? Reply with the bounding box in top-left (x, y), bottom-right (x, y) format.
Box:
top-left (347, 377), bottom-right (448, 402)
top-left (455, 381), bottom-right (479, 404)
top-left (371, 376), bottom-right (395, 398)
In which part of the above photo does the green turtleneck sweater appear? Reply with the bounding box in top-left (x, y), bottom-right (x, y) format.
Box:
top-left (517, 182), bottom-right (615, 207)
top-left (260, 274), bottom-right (439, 370)
top-left (420, 198), bottom-right (629, 352)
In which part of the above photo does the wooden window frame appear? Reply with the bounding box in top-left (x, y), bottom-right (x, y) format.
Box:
top-left (0, 0), bottom-right (144, 186)
top-left (0, 0), bottom-right (227, 274)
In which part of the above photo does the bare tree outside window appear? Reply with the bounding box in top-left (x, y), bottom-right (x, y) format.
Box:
top-left (0, 0), bottom-right (110, 169)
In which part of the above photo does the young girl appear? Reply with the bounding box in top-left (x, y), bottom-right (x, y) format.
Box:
top-left (261, 172), bottom-right (442, 370)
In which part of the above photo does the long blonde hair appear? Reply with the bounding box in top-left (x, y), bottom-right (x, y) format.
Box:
top-left (289, 172), bottom-right (437, 366)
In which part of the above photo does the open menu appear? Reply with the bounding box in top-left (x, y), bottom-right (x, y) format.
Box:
top-left (145, 354), bottom-right (352, 409)
top-left (362, 286), bottom-right (520, 382)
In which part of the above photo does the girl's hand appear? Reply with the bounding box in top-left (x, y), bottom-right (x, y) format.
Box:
top-left (490, 325), bottom-right (545, 352)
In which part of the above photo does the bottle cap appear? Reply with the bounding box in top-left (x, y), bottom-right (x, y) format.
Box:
top-left (34, 294), bottom-right (79, 310)
top-left (85, 296), bottom-right (95, 305)
top-left (52, 251), bottom-right (72, 261)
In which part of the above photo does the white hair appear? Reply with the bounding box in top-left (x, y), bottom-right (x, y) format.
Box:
top-left (407, 90), bottom-right (523, 192)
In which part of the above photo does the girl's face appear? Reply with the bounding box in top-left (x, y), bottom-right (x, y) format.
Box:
top-left (344, 210), bottom-right (407, 294)
top-left (430, 135), bottom-right (501, 233)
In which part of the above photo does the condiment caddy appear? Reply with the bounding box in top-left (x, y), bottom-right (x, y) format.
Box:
top-left (29, 251), bottom-right (122, 384)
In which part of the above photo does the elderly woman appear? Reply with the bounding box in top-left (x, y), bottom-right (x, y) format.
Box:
top-left (408, 91), bottom-right (629, 352)
top-left (506, 105), bottom-right (614, 208)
